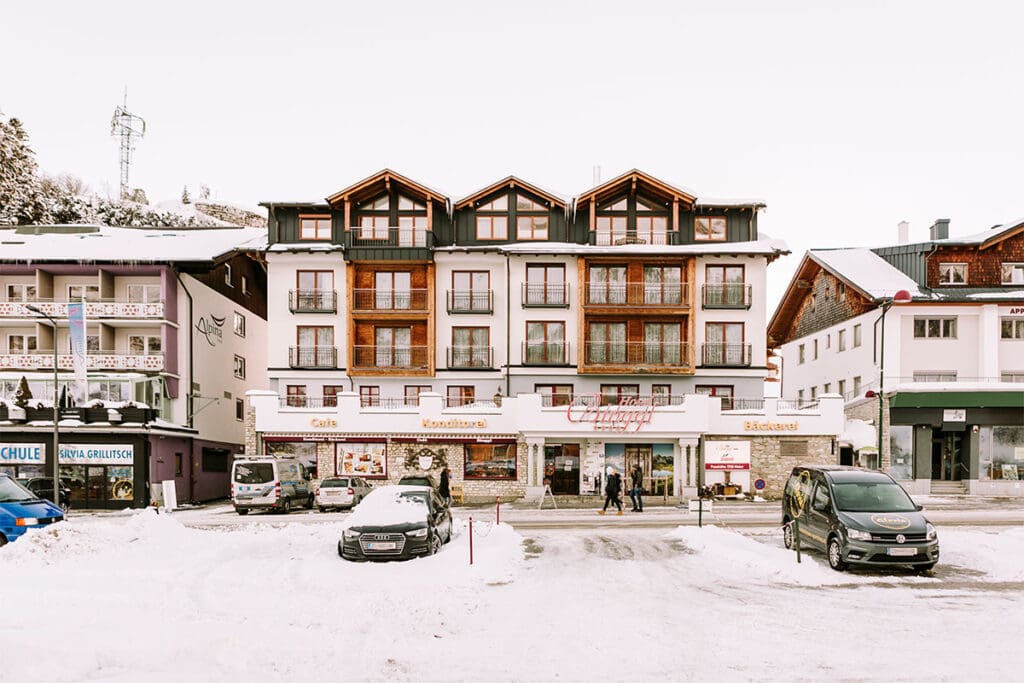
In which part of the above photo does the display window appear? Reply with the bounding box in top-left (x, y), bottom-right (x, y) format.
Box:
top-left (336, 442), bottom-right (388, 478)
top-left (464, 443), bottom-right (516, 480)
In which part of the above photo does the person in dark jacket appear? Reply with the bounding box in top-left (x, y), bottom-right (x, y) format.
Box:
top-left (629, 463), bottom-right (644, 512)
top-left (599, 468), bottom-right (623, 515)
top-left (438, 467), bottom-right (451, 506)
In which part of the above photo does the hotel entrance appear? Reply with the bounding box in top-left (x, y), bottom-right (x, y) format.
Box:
top-left (544, 444), bottom-right (580, 495)
top-left (932, 431), bottom-right (966, 481)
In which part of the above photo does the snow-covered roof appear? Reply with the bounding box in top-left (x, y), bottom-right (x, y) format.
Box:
top-left (434, 237), bottom-right (789, 257)
top-left (934, 215), bottom-right (1024, 246)
top-left (839, 419), bottom-right (877, 451)
top-left (810, 248), bottom-right (925, 299)
top-left (694, 197), bottom-right (767, 208)
top-left (0, 225), bottom-right (267, 263)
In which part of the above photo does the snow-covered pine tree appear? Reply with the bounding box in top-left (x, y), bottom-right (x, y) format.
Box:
top-left (0, 115), bottom-right (52, 225)
top-left (13, 375), bottom-right (33, 409)
top-left (181, 185), bottom-right (191, 204)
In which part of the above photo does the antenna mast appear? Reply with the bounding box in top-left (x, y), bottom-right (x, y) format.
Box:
top-left (110, 89), bottom-right (146, 201)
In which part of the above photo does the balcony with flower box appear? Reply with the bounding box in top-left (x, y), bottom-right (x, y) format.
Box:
top-left (0, 299), bottom-right (165, 320)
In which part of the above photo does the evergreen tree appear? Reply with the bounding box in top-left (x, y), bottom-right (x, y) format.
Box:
top-left (0, 115), bottom-right (52, 225)
top-left (181, 185), bottom-right (191, 204)
top-left (13, 375), bottom-right (33, 409)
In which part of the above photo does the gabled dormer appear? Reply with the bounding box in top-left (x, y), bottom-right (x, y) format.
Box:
top-left (573, 169), bottom-right (761, 246)
top-left (326, 169), bottom-right (450, 260)
top-left (452, 176), bottom-right (568, 245)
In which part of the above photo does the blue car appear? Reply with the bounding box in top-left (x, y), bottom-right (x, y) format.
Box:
top-left (0, 473), bottom-right (65, 546)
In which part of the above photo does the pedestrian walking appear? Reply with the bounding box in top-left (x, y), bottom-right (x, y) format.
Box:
top-left (629, 463), bottom-right (644, 512)
top-left (439, 466), bottom-right (451, 507)
top-left (599, 467), bottom-right (623, 515)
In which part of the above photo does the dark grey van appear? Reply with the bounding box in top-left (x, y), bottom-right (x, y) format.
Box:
top-left (782, 466), bottom-right (939, 572)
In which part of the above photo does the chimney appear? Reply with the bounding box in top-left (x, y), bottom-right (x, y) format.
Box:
top-left (897, 220), bottom-right (909, 245)
top-left (929, 218), bottom-right (950, 241)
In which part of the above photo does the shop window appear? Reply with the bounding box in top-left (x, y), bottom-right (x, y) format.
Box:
top-left (202, 448), bottom-right (230, 473)
top-left (889, 426), bottom-right (914, 480)
top-left (979, 426), bottom-right (1024, 481)
top-left (335, 442), bottom-right (387, 478)
top-left (780, 441), bottom-right (808, 457)
top-left (464, 443), bottom-right (516, 480)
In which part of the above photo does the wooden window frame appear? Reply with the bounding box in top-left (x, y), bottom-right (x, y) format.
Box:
top-left (299, 214), bottom-right (332, 241)
top-left (451, 270), bottom-right (491, 312)
top-left (599, 384), bottom-right (640, 405)
top-left (534, 383), bottom-right (574, 407)
top-left (516, 215), bottom-right (549, 240)
top-left (404, 385), bottom-right (432, 406)
top-left (694, 216), bottom-right (727, 241)
top-left (587, 265), bottom-right (627, 304)
top-left (297, 325), bottom-right (333, 347)
top-left (651, 384), bottom-right (672, 406)
top-left (451, 327), bottom-right (491, 367)
top-left (286, 384), bottom-right (307, 407)
top-left (1001, 263), bottom-right (1024, 285)
top-left (525, 320), bottom-right (566, 364)
top-left (447, 385), bottom-right (476, 406)
top-left (525, 264), bottom-right (566, 306)
top-left (476, 214), bottom-right (508, 240)
top-left (323, 385), bottom-right (345, 407)
top-left (696, 384), bottom-right (734, 410)
top-left (938, 263), bottom-right (968, 286)
top-left (359, 386), bottom-right (381, 407)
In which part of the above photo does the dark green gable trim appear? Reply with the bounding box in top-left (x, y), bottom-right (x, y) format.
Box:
top-left (453, 186), bottom-right (567, 245)
top-left (889, 391), bottom-right (1024, 409)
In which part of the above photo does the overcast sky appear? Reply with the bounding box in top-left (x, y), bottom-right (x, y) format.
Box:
top-left (4, 0), bottom-right (1022, 306)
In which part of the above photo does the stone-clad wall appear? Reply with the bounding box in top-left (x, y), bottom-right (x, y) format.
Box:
top-left (704, 435), bottom-right (837, 499)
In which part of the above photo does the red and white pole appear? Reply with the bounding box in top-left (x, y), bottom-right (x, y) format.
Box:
top-left (469, 516), bottom-right (474, 565)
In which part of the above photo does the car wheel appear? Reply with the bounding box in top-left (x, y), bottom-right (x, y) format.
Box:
top-left (429, 531), bottom-right (442, 556)
top-left (827, 537), bottom-right (848, 571)
top-left (783, 519), bottom-right (794, 550)
top-left (0, 534), bottom-right (7, 547)
top-left (281, 498), bottom-right (292, 514)
top-left (236, 508), bottom-right (249, 516)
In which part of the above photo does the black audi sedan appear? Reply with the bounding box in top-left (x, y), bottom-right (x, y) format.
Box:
top-left (338, 485), bottom-right (453, 561)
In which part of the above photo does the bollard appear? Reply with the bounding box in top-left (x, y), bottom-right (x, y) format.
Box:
top-left (698, 497), bottom-right (703, 528)
top-left (495, 496), bottom-right (500, 525)
top-left (469, 516), bottom-right (474, 565)
top-left (794, 518), bottom-right (802, 564)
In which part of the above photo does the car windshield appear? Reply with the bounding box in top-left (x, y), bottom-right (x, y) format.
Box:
top-left (233, 463), bottom-right (274, 484)
top-left (0, 476), bottom-right (39, 503)
top-left (321, 479), bottom-right (348, 488)
top-left (832, 482), bottom-right (917, 512)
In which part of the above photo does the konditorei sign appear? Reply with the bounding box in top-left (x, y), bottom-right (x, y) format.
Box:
top-left (0, 443), bottom-right (45, 464)
top-left (566, 396), bottom-right (655, 433)
top-left (59, 444), bottom-right (134, 465)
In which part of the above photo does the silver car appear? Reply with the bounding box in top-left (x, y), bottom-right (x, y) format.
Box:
top-left (316, 477), bottom-right (373, 512)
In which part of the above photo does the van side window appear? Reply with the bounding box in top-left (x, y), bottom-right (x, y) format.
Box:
top-left (812, 483), bottom-right (831, 512)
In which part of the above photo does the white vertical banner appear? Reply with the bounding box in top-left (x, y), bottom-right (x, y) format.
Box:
top-left (67, 300), bottom-right (88, 402)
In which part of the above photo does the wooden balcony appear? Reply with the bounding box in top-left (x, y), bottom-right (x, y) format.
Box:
top-left (582, 341), bottom-right (691, 371)
top-left (352, 345), bottom-right (430, 371)
top-left (583, 283), bottom-right (690, 308)
top-left (288, 289), bottom-right (337, 313)
top-left (0, 299), bottom-right (164, 320)
top-left (0, 350), bottom-right (164, 372)
top-left (352, 289), bottom-right (430, 312)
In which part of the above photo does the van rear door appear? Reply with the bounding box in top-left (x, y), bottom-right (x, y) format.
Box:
top-left (233, 462), bottom-right (277, 503)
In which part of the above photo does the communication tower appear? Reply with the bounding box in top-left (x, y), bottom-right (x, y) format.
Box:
top-left (110, 89), bottom-right (146, 200)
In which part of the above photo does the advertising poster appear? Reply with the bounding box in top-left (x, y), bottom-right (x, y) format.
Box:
top-left (337, 443), bottom-right (387, 477)
top-left (703, 440), bottom-right (752, 493)
top-left (67, 301), bottom-right (88, 402)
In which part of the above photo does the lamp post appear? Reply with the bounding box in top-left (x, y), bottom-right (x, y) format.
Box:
top-left (875, 289), bottom-right (912, 470)
top-left (25, 305), bottom-right (61, 505)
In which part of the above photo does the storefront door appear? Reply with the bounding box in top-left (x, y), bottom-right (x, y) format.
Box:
top-left (544, 445), bottom-right (580, 495)
top-left (932, 431), bottom-right (965, 481)
top-left (61, 464), bottom-right (136, 509)
top-left (624, 445), bottom-right (653, 493)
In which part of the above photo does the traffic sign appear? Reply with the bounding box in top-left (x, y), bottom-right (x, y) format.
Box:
top-left (754, 478), bottom-right (766, 491)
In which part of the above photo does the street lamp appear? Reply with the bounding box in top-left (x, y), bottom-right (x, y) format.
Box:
top-left (874, 289), bottom-right (912, 470)
top-left (24, 305), bottom-right (60, 505)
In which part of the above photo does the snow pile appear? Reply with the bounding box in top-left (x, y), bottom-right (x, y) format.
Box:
top-left (938, 527), bottom-right (1024, 581)
top-left (341, 486), bottom-right (431, 528)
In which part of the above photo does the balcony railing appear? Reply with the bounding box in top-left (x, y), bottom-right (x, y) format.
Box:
top-left (447, 346), bottom-right (494, 369)
top-left (584, 283), bottom-right (689, 307)
top-left (588, 231), bottom-right (680, 246)
top-left (0, 350), bottom-right (164, 372)
top-left (447, 290), bottom-right (493, 314)
top-left (701, 343), bottom-right (752, 367)
top-left (547, 393), bottom-right (686, 407)
top-left (352, 289), bottom-right (429, 311)
top-left (445, 396), bottom-right (499, 408)
top-left (288, 346), bottom-right (337, 369)
top-left (288, 289), bottom-right (337, 313)
top-left (279, 396), bottom-right (332, 408)
top-left (346, 228), bottom-right (433, 249)
top-left (702, 284), bottom-right (752, 309)
top-left (352, 345), bottom-right (430, 370)
top-left (522, 341), bottom-right (570, 366)
top-left (0, 299), bottom-right (164, 319)
top-left (583, 341), bottom-right (690, 367)
top-left (521, 283), bottom-right (570, 308)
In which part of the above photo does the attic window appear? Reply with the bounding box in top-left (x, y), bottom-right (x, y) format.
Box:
top-left (397, 195), bottom-right (425, 211)
top-left (516, 195), bottom-right (546, 211)
top-left (360, 195), bottom-right (390, 211)
top-left (477, 195), bottom-right (508, 211)
top-left (939, 263), bottom-right (967, 285)
top-left (694, 216), bottom-right (726, 241)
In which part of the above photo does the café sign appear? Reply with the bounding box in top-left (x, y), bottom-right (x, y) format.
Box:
top-left (566, 396), bottom-right (655, 433)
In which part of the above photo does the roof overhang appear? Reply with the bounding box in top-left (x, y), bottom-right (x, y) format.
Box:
top-left (575, 169), bottom-right (697, 207)
top-left (325, 169), bottom-right (448, 207)
top-left (454, 176), bottom-right (567, 209)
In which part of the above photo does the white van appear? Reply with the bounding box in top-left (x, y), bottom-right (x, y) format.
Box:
top-left (231, 456), bottom-right (313, 515)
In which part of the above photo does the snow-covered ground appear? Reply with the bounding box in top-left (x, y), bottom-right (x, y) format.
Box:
top-left (3, 511), bottom-right (1023, 682)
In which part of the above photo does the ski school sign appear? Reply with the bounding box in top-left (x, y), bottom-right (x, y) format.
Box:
top-left (0, 443), bottom-right (45, 464)
top-left (566, 396), bottom-right (655, 433)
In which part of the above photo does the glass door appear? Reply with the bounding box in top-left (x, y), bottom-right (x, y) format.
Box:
top-left (624, 445), bottom-right (653, 494)
top-left (87, 466), bottom-right (105, 506)
top-left (544, 445), bottom-right (580, 495)
top-left (932, 432), bottom-right (965, 481)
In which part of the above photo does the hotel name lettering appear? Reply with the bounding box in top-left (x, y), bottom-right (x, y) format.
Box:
top-left (744, 421), bottom-right (799, 432)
